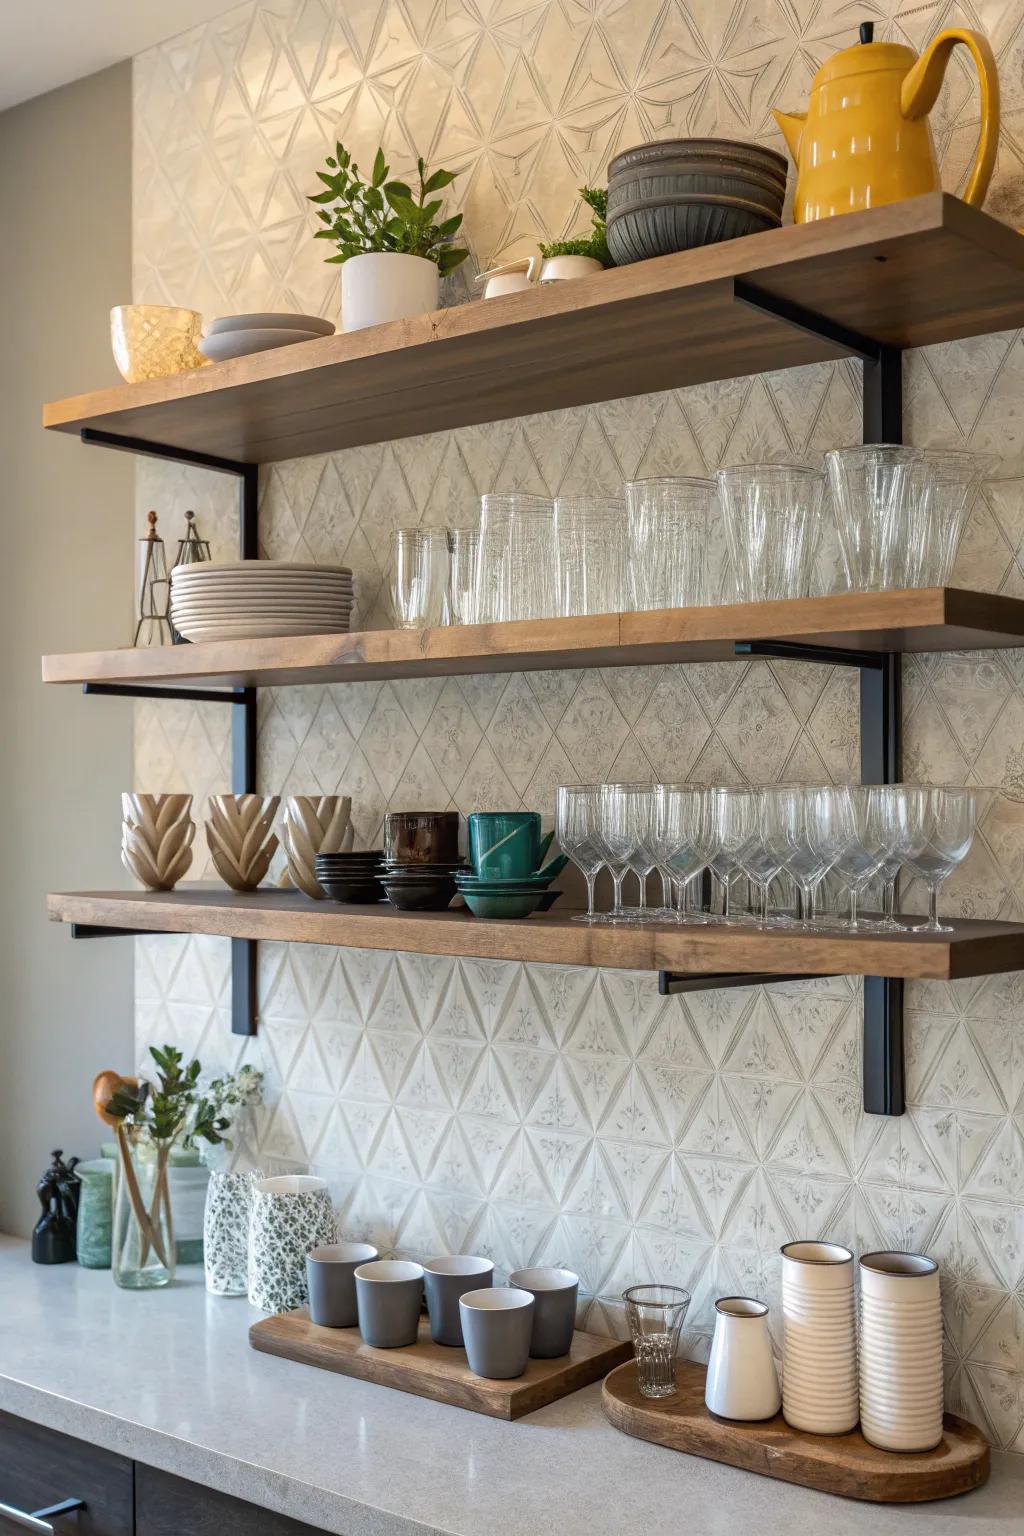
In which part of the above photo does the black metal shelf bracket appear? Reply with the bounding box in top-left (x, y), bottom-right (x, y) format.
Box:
top-left (660, 285), bottom-right (906, 1115)
top-left (659, 971), bottom-right (835, 996)
top-left (78, 429), bottom-right (259, 1037)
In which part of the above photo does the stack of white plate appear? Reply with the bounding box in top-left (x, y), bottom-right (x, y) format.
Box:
top-left (198, 312), bottom-right (335, 363)
top-left (170, 561), bottom-right (354, 642)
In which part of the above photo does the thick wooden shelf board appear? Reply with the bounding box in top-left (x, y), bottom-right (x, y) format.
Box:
top-left (250, 1309), bottom-right (631, 1421)
top-left (43, 196), bottom-right (1024, 463)
top-left (40, 588), bottom-right (1024, 691)
top-left (47, 887), bottom-right (1024, 980)
top-left (602, 1361), bottom-right (990, 1504)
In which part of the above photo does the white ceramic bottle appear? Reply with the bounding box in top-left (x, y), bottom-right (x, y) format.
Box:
top-left (781, 1240), bottom-right (858, 1434)
top-left (859, 1251), bottom-right (944, 1452)
top-left (705, 1297), bottom-right (781, 1421)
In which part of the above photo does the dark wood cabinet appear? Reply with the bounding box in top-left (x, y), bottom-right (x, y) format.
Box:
top-left (0, 1412), bottom-right (322, 1536)
top-left (0, 1411), bottom-right (133, 1536)
top-left (135, 1466), bottom-right (320, 1536)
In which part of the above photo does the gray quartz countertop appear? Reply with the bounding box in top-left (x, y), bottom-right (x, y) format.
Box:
top-left (1, 1236), bottom-right (1022, 1536)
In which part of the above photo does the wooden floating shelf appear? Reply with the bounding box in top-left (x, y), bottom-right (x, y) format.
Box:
top-left (40, 588), bottom-right (1024, 690)
top-left (602, 1360), bottom-right (990, 1504)
top-left (250, 1309), bottom-right (631, 1421)
top-left (43, 195), bottom-right (1024, 463)
top-left (47, 887), bottom-right (1024, 981)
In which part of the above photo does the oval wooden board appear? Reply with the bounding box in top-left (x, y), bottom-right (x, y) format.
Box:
top-left (602, 1361), bottom-right (990, 1503)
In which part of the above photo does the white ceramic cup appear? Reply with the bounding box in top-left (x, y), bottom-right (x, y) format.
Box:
top-left (859, 1251), bottom-right (943, 1452)
top-left (705, 1297), bottom-right (781, 1422)
top-left (781, 1240), bottom-right (858, 1434)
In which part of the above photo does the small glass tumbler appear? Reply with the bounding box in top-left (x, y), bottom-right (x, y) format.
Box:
top-left (448, 528), bottom-right (481, 624)
top-left (390, 527), bottom-right (451, 629)
top-left (623, 1283), bottom-right (691, 1398)
top-left (717, 463), bottom-right (824, 602)
top-left (624, 477), bottom-right (714, 611)
top-left (554, 496), bottom-right (626, 616)
top-left (476, 493), bottom-right (550, 622)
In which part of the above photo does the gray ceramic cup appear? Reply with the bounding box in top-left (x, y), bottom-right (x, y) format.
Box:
top-left (423, 1255), bottom-right (494, 1346)
top-left (459, 1287), bottom-right (535, 1379)
top-left (354, 1259), bottom-right (424, 1348)
top-left (509, 1266), bottom-right (579, 1357)
top-left (306, 1242), bottom-right (379, 1328)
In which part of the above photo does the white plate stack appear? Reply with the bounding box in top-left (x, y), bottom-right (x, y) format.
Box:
top-left (198, 312), bottom-right (335, 363)
top-left (170, 561), bottom-right (354, 642)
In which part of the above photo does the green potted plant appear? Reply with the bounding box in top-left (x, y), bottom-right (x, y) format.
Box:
top-left (539, 186), bottom-right (609, 282)
top-left (310, 143), bottom-right (468, 331)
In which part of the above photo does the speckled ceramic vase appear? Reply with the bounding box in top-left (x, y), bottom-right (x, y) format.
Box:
top-left (204, 1169), bottom-right (261, 1296)
top-left (247, 1175), bottom-right (336, 1313)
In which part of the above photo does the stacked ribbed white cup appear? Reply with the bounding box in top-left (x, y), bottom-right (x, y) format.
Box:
top-left (859, 1252), bottom-right (943, 1451)
top-left (781, 1240), bottom-right (859, 1434)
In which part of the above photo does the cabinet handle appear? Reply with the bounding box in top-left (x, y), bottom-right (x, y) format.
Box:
top-left (0, 1498), bottom-right (84, 1533)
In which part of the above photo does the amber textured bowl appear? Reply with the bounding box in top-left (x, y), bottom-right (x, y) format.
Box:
top-left (110, 304), bottom-right (207, 383)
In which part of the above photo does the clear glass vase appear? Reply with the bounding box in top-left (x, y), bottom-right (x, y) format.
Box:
top-left (112, 1129), bottom-right (175, 1290)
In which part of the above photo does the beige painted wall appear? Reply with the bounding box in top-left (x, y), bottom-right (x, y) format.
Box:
top-left (0, 63), bottom-right (134, 1237)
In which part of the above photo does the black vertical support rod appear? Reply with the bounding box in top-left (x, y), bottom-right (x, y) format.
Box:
top-left (861, 345), bottom-right (905, 1115)
top-left (233, 465), bottom-right (259, 1037)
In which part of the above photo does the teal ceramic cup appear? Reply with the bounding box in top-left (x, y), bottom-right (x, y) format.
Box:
top-left (469, 812), bottom-right (542, 879)
top-left (76, 1158), bottom-right (115, 1269)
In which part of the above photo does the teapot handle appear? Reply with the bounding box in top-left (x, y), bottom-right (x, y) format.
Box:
top-left (900, 28), bottom-right (1000, 208)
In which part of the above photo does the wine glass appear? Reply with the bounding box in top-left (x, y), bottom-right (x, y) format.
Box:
top-left (712, 787), bottom-right (761, 925)
top-left (865, 784), bottom-right (910, 931)
top-left (896, 786), bottom-right (977, 933)
top-left (624, 787), bottom-right (658, 921)
top-left (735, 788), bottom-right (788, 927)
top-left (775, 785), bottom-right (838, 927)
top-left (556, 785), bottom-right (604, 924)
top-left (830, 785), bottom-right (891, 930)
top-left (653, 785), bottom-right (715, 924)
top-left (596, 783), bottom-right (648, 923)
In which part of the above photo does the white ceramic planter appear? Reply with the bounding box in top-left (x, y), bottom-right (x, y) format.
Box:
top-left (705, 1297), bottom-right (781, 1421)
top-left (341, 252), bottom-right (439, 332)
top-left (781, 1240), bottom-right (858, 1434)
top-left (247, 1174), bottom-right (336, 1313)
top-left (859, 1251), bottom-right (943, 1452)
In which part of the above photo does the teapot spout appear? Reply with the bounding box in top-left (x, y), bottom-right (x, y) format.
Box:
top-left (773, 108), bottom-right (806, 166)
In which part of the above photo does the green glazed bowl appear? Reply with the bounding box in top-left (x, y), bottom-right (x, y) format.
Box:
top-left (462, 888), bottom-right (546, 919)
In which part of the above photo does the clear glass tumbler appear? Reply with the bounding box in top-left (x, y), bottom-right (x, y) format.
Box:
top-left (390, 527), bottom-right (450, 629)
top-left (825, 445), bottom-right (917, 591)
top-left (624, 477), bottom-right (715, 611)
top-left (903, 450), bottom-right (991, 588)
top-left (554, 497), bottom-right (627, 616)
top-left (623, 1283), bottom-right (691, 1398)
top-left (716, 464), bottom-right (824, 602)
top-left (508, 499), bottom-right (557, 619)
top-left (448, 527), bottom-right (481, 624)
top-left (477, 493), bottom-right (552, 622)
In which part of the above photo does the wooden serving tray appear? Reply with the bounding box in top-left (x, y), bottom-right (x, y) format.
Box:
top-left (251, 1308), bottom-right (632, 1420)
top-left (602, 1360), bottom-right (990, 1503)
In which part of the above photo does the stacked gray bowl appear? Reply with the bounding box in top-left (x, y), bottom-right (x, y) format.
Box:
top-left (606, 137), bottom-right (788, 264)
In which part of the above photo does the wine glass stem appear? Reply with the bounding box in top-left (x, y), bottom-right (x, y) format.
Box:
top-left (849, 887), bottom-right (859, 927)
top-left (884, 877), bottom-right (897, 920)
top-left (929, 884), bottom-right (939, 927)
top-left (660, 870), bottom-right (672, 908)
top-left (584, 871), bottom-right (597, 919)
top-left (611, 872), bottom-right (625, 917)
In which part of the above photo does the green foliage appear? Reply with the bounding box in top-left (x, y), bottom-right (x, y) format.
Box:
top-left (103, 1049), bottom-right (263, 1152)
top-left (310, 143), bottom-right (469, 272)
top-left (539, 185), bottom-right (610, 266)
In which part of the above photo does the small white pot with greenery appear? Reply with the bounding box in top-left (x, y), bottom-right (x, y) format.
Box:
top-left (310, 144), bottom-right (468, 332)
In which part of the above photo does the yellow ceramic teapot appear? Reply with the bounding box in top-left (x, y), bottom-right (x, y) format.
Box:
top-left (775, 21), bottom-right (999, 223)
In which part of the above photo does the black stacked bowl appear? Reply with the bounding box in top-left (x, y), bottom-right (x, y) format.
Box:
top-left (315, 850), bottom-right (386, 903)
top-left (606, 138), bottom-right (788, 264)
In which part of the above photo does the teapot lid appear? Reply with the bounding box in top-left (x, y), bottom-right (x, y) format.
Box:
top-left (814, 20), bottom-right (917, 86)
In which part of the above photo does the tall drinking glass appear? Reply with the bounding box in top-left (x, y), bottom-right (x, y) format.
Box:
top-left (390, 527), bottom-right (451, 629)
top-left (556, 785), bottom-right (604, 924)
top-left (508, 499), bottom-right (557, 619)
top-left (716, 464), bottom-right (824, 602)
top-left (623, 1285), bottom-right (690, 1399)
top-left (448, 528), bottom-right (481, 625)
top-left (624, 477), bottom-right (715, 611)
top-left (554, 497), bottom-right (627, 616)
top-left (477, 494), bottom-right (550, 623)
top-left (903, 450), bottom-right (991, 588)
top-left (825, 445), bottom-right (917, 592)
